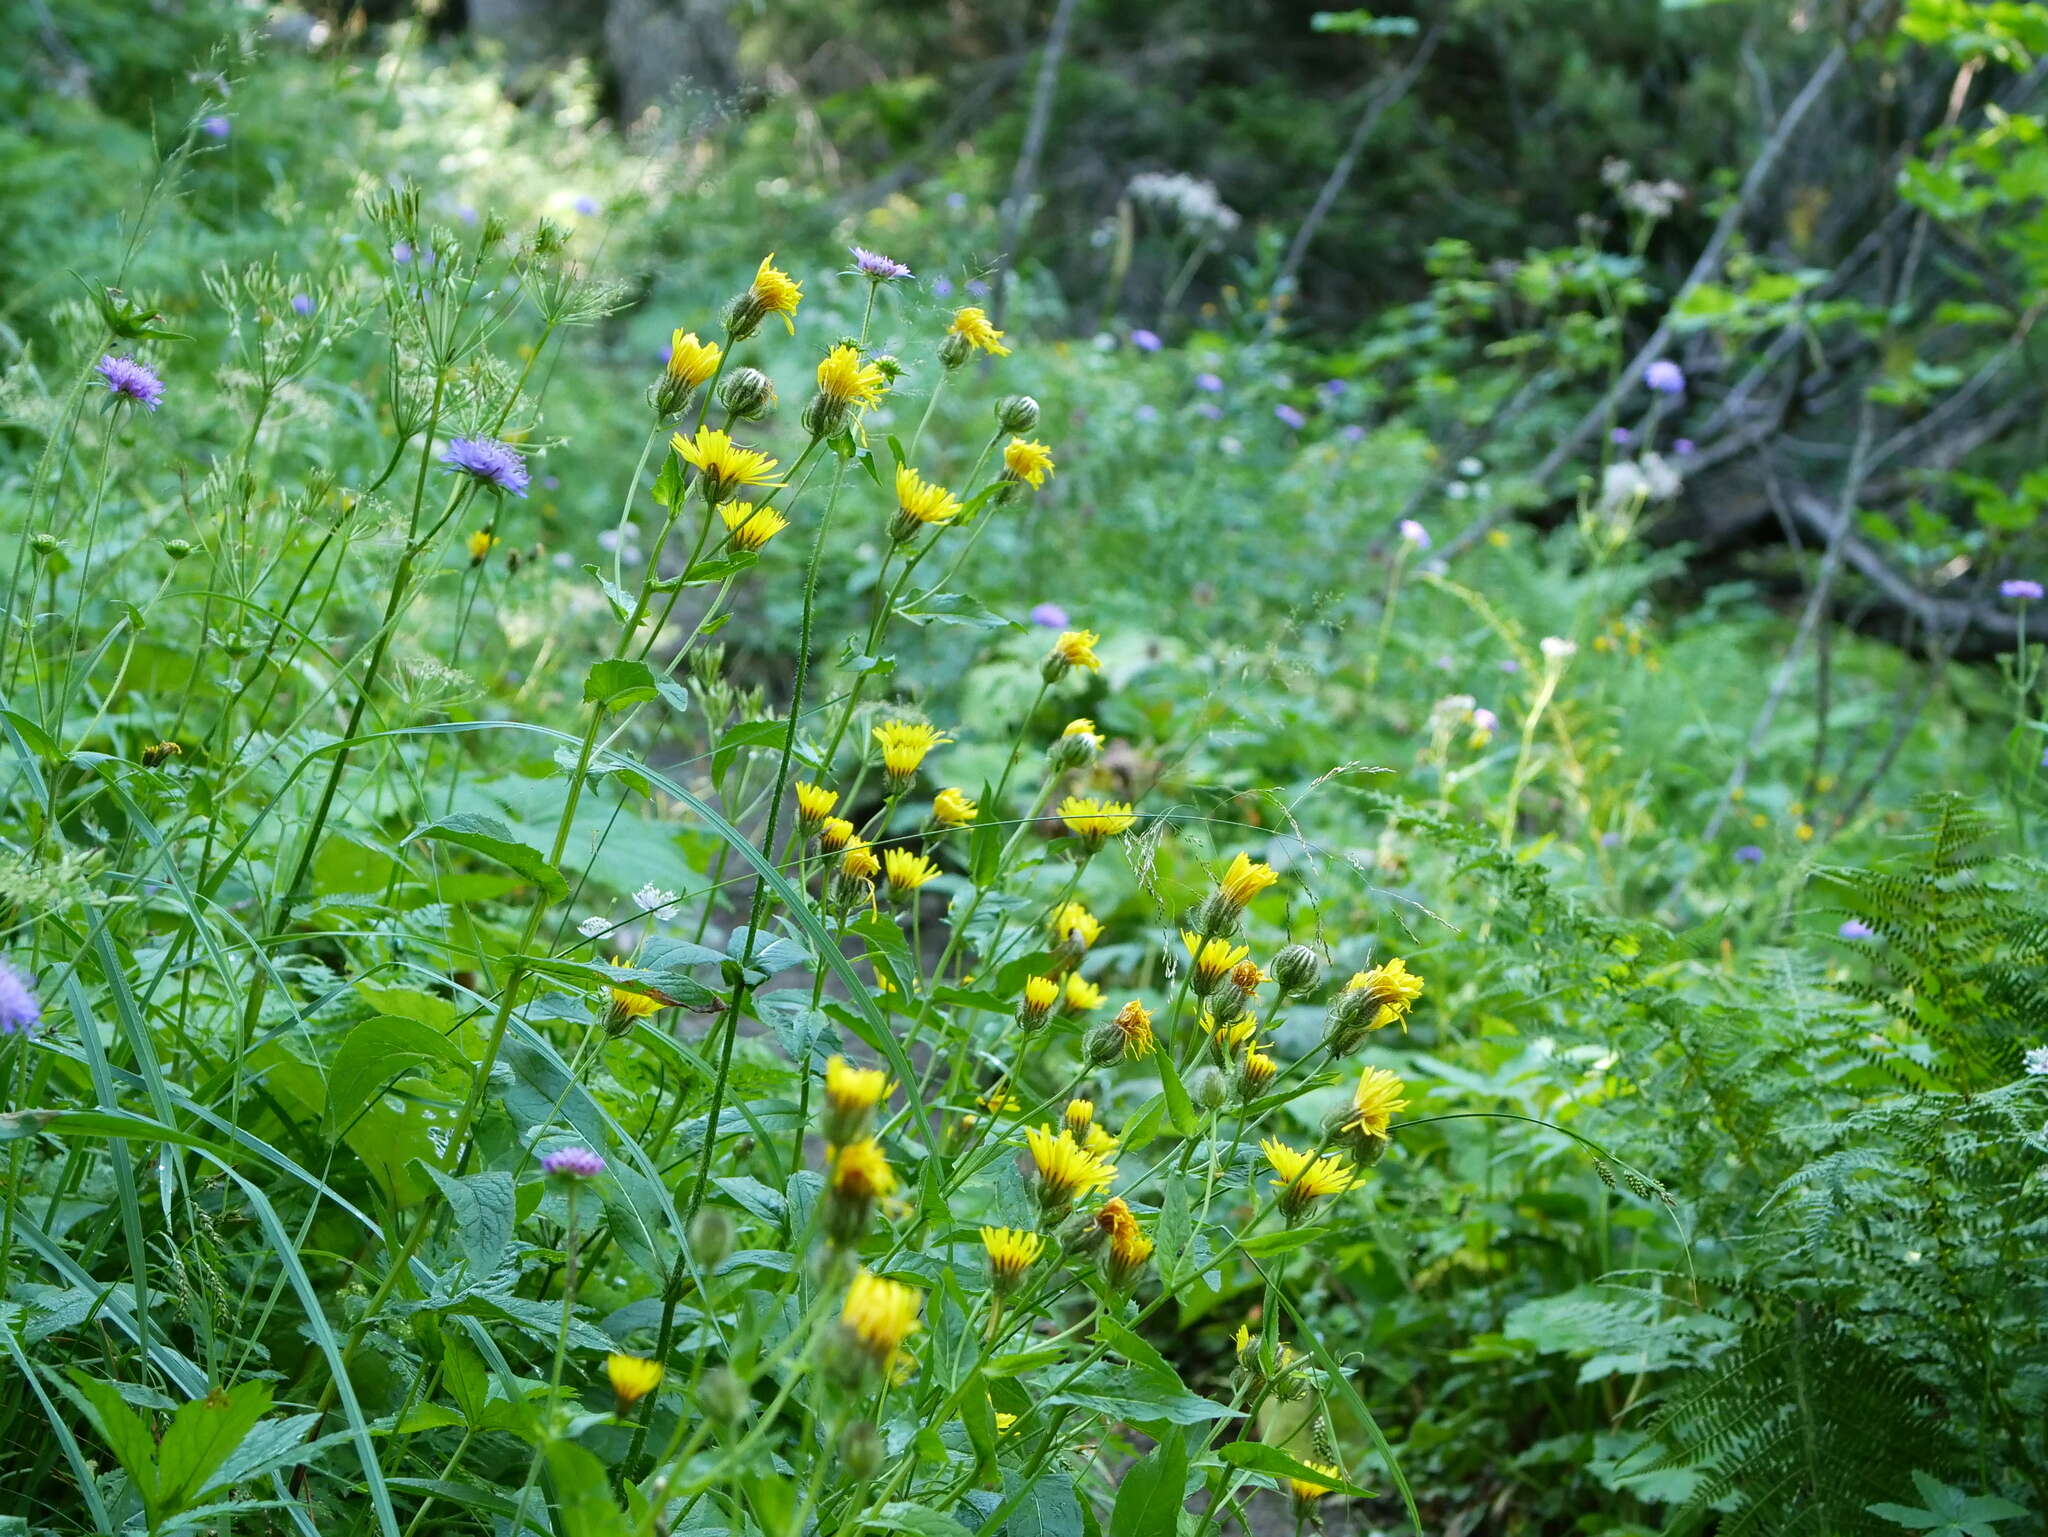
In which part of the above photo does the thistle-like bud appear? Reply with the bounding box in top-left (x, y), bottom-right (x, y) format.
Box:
top-left (697, 1366), bottom-right (751, 1423)
top-left (802, 393), bottom-right (850, 440)
top-left (1047, 720), bottom-right (1104, 772)
top-left (30, 532), bottom-right (60, 558)
top-left (1187, 1065), bottom-right (1227, 1112)
top-left (719, 366), bottom-right (776, 421)
top-left (938, 330), bottom-right (974, 371)
top-left (1191, 893), bottom-right (1244, 942)
top-left (1322, 989), bottom-right (1374, 1057)
top-left (1083, 1020), bottom-right (1126, 1068)
top-left (1207, 979), bottom-right (1252, 1026)
top-left (996, 393), bottom-right (1041, 434)
top-left (163, 538), bottom-right (195, 561)
top-left (689, 1207), bottom-right (733, 1272)
top-left (840, 1419), bottom-right (886, 1485)
top-left (1271, 944), bottom-right (1322, 998)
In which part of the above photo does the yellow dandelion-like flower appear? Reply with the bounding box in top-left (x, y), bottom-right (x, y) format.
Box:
top-left (745, 254), bottom-right (803, 333)
top-left (672, 427), bottom-right (783, 501)
top-left (1217, 851), bottom-right (1279, 909)
top-left (1093, 1196), bottom-right (1141, 1245)
top-left (873, 720), bottom-right (951, 781)
top-left (949, 306), bottom-right (1010, 357)
top-left (1287, 1462), bottom-right (1344, 1504)
top-left (816, 344), bottom-right (887, 409)
top-left (1049, 629), bottom-right (1101, 672)
top-left (606, 1353), bottom-right (664, 1412)
top-left (1084, 1122), bottom-right (1120, 1158)
top-left (829, 1138), bottom-right (898, 1202)
top-left (1062, 717), bottom-right (1099, 739)
top-left (665, 330), bottom-right (722, 387)
top-left (995, 1412), bottom-right (1018, 1432)
top-left (1262, 1137), bottom-right (1358, 1218)
top-left (932, 787), bottom-right (979, 828)
top-left (892, 465), bottom-right (964, 539)
top-left (1345, 1065), bottom-right (1409, 1140)
top-left (1183, 932), bottom-right (1251, 992)
top-left (818, 815), bottom-right (857, 852)
top-left (1002, 437), bottom-right (1055, 489)
top-left (1018, 973), bottom-right (1061, 1029)
top-left (1049, 901), bottom-right (1103, 949)
top-left (1199, 1009), bottom-right (1259, 1055)
top-left (607, 985), bottom-right (664, 1021)
top-left (841, 838), bottom-right (881, 883)
top-left (1343, 956), bottom-right (1425, 1031)
top-left (1110, 999), bottom-right (1156, 1059)
top-left (465, 529), bottom-right (496, 563)
top-left (825, 1056), bottom-right (892, 1121)
top-left (841, 1268), bottom-right (921, 1364)
top-left (1239, 1046), bottom-right (1279, 1095)
top-left (1105, 1226), bottom-right (1154, 1287)
top-left (1059, 796), bottom-right (1136, 849)
top-left (1064, 1098), bottom-right (1095, 1134)
top-left (795, 782), bottom-right (839, 826)
top-left (719, 500), bottom-right (789, 551)
top-left (1061, 972), bottom-right (1105, 1015)
top-left (980, 1226), bottom-right (1044, 1289)
top-left (1025, 1124), bottom-right (1117, 1207)
top-left (882, 847), bottom-right (940, 896)
top-left (979, 1081), bottom-right (1021, 1115)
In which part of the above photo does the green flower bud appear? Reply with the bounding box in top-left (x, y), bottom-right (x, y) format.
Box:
top-left (1083, 1020), bottom-right (1125, 1068)
top-left (689, 1207), bottom-right (733, 1271)
top-left (719, 367), bottom-right (776, 421)
top-left (938, 331), bottom-right (974, 370)
top-left (801, 393), bottom-right (849, 440)
top-left (1271, 944), bottom-right (1322, 997)
top-left (163, 538), bottom-right (195, 561)
top-left (996, 393), bottom-right (1041, 433)
top-left (840, 1419), bottom-right (886, 1484)
top-left (697, 1366), bottom-right (751, 1423)
top-left (1187, 1065), bottom-right (1227, 1112)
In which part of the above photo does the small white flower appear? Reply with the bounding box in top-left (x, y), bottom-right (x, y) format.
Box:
top-left (1218, 436), bottom-right (1242, 456)
top-left (2025, 1045), bottom-right (2048, 1077)
top-left (1472, 707), bottom-right (1499, 733)
top-left (1457, 456), bottom-right (1484, 477)
top-left (578, 915), bottom-right (610, 938)
top-left (1445, 481), bottom-right (1470, 501)
top-left (1398, 519), bottom-right (1431, 549)
top-left (1540, 636), bottom-right (1578, 661)
top-left (633, 883), bottom-right (680, 919)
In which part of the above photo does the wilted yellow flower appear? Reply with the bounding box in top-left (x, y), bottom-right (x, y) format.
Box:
top-left (1344, 1065), bottom-right (1409, 1139)
top-left (828, 1138), bottom-right (898, 1202)
top-left (892, 465), bottom-right (964, 540)
top-left (818, 815), bottom-right (857, 852)
top-left (665, 330), bottom-right (722, 387)
top-left (932, 787), bottom-right (979, 828)
top-left (606, 1353), bottom-right (664, 1413)
top-left (1343, 956), bottom-right (1425, 1031)
top-left (1049, 901), bottom-right (1102, 949)
top-left (742, 254), bottom-right (803, 334)
top-left (816, 344), bottom-right (887, 409)
top-left (1217, 852), bottom-right (1279, 910)
top-left (1061, 972), bottom-right (1105, 1015)
top-left (1263, 1138), bottom-right (1358, 1219)
top-left (719, 500), bottom-right (788, 551)
top-left (1064, 1097), bottom-right (1095, 1134)
top-left (466, 529), bottom-right (496, 563)
top-left (1059, 796), bottom-right (1136, 850)
top-left (795, 782), bottom-right (839, 827)
top-left (1093, 1196), bottom-right (1141, 1245)
top-left (1002, 437), bottom-right (1055, 488)
top-left (673, 427), bottom-right (782, 501)
top-left (1025, 1124), bottom-right (1117, 1208)
top-left (882, 847), bottom-right (940, 896)
top-left (1183, 932), bottom-right (1251, 992)
top-left (980, 1226), bottom-right (1044, 1289)
top-left (607, 985), bottom-right (664, 1021)
top-left (949, 306), bottom-right (1010, 357)
top-left (841, 1268), bottom-right (921, 1364)
top-left (1110, 999), bottom-right (1156, 1059)
top-left (873, 720), bottom-right (951, 781)
top-left (1105, 1226), bottom-right (1154, 1288)
top-left (1047, 629), bottom-right (1101, 673)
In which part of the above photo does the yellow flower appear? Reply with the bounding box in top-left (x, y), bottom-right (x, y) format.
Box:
top-left (466, 529), bottom-right (496, 563)
top-left (1024, 1124), bottom-right (1117, 1208)
top-left (841, 837), bottom-right (881, 883)
top-left (816, 343), bottom-right (887, 410)
top-left (818, 815), bottom-right (856, 852)
top-left (665, 330), bottom-right (722, 387)
top-left (1048, 629), bottom-right (1101, 672)
top-left (873, 719), bottom-right (951, 781)
top-left (1064, 1097), bottom-right (1095, 1134)
top-left (1110, 999), bottom-right (1156, 1059)
top-left (1083, 1122), bottom-right (1120, 1158)
top-left (1093, 1196), bottom-right (1141, 1245)
top-left (1287, 1461), bottom-right (1344, 1504)
top-left (882, 847), bottom-right (940, 896)
top-left (1059, 796), bottom-right (1136, 849)
top-left (606, 1353), bottom-right (664, 1413)
top-left (1796, 822), bottom-right (1815, 842)
top-left (1002, 437), bottom-right (1055, 488)
top-left (719, 500), bottom-right (789, 551)
top-left (932, 787), bottom-right (979, 828)
top-left (1343, 957), bottom-right (1425, 1031)
top-left (795, 782), bottom-right (840, 827)
top-left (980, 1226), bottom-right (1044, 1288)
top-left (824, 1056), bottom-right (892, 1122)
top-left (1062, 717), bottom-right (1099, 739)
top-left (892, 465), bottom-right (964, 539)
top-left (1344, 1065), bottom-right (1409, 1140)
top-left (1262, 1138), bottom-right (1358, 1219)
top-left (672, 427), bottom-right (782, 501)
top-left (995, 1412), bottom-right (1018, 1432)
top-left (1049, 901), bottom-right (1102, 949)
top-left (828, 1137), bottom-right (898, 1202)
top-left (979, 1081), bottom-right (1021, 1115)
top-left (1217, 851), bottom-right (1279, 909)
top-left (744, 254), bottom-right (803, 334)
top-left (1018, 973), bottom-right (1061, 1028)
top-left (1061, 972), bottom-right (1105, 1015)
top-left (1199, 1009), bottom-right (1259, 1055)
top-left (949, 306), bottom-right (1010, 357)
top-left (1183, 932), bottom-right (1251, 992)
top-left (607, 986), bottom-right (664, 1021)
top-left (1105, 1226), bottom-right (1154, 1287)
top-left (1239, 1046), bottom-right (1278, 1096)
top-left (841, 1268), bottom-right (921, 1365)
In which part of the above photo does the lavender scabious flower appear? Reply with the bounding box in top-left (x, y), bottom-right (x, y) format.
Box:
top-left (96, 355), bottom-right (165, 411)
top-left (1610, 427), bottom-right (1633, 446)
top-left (1130, 329), bottom-right (1163, 352)
top-left (1135, 404), bottom-right (1159, 423)
top-left (1194, 372), bottom-right (1224, 393)
top-left (2002, 578), bottom-right (2044, 601)
top-left (931, 275), bottom-right (954, 298)
top-left (2025, 1045), bottom-right (2048, 1077)
top-left (441, 437), bottom-right (531, 498)
top-left (1734, 844), bottom-right (1765, 866)
top-left (1030, 602), bottom-right (1070, 629)
top-left (573, 195), bottom-right (600, 216)
top-left (850, 246), bottom-right (912, 282)
top-left (1319, 379), bottom-right (1348, 399)
top-left (1839, 919), bottom-right (1875, 940)
top-left (542, 1146), bottom-right (606, 1179)
top-left (1673, 438), bottom-right (1697, 457)
top-left (1340, 423), bottom-right (1365, 443)
top-left (200, 115), bottom-right (231, 140)
top-left (1194, 402), bottom-right (1224, 421)
top-left (1274, 403), bottom-right (1307, 431)
top-left (1397, 518), bottom-right (1431, 551)
top-left (1644, 359), bottom-right (1686, 394)
top-left (0, 959), bottom-right (40, 1036)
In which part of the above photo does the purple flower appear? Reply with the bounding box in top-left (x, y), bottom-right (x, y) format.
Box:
top-left (1030, 603), bottom-right (1070, 629)
top-left (1600, 831), bottom-right (1620, 849)
top-left (1274, 403), bottom-right (1307, 431)
top-left (573, 195), bottom-right (600, 216)
top-left (200, 115), bottom-right (231, 140)
top-left (1397, 518), bottom-right (1431, 551)
top-left (965, 279), bottom-right (989, 298)
top-left (541, 1146), bottom-right (606, 1179)
top-left (1194, 402), bottom-right (1224, 421)
top-left (931, 275), bottom-right (954, 298)
top-left (542, 475), bottom-right (561, 491)
top-left (1472, 707), bottom-right (1499, 734)
top-left (1194, 372), bottom-right (1224, 394)
top-left (850, 246), bottom-right (911, 282)
top-left (1644, 359), bottom-right (1686, 395)
top-left (1610, 427), bottom-right (1633, 446)
top-left (95, 355), bottom-right (165, 411)
top-left (946, 192), bottom-right (968, 211)
top-left (1319, 379), bottom-right (1348, 399)
top-left (1838, 919), bottom-right (1875, 940)
top-left (440, 437), bottom-right (531, 497)
top-left (290, 293), bottom-right (316, 316)
top-left (0, 959), bottom-right (40, 1036)
top-left (1673, 438), bottom-right (1697, 457)
top-left (1135, 404), bottom-right (1158, 423)
top-left (1734, 844), bottom-right (1765, 866)
top-left (1130, 329), bottom-right (1163, 352)
top-left (456, 204), bottom-right (479, 225)
top-left (2002, 578), bottom-right (2044, 601)
top-left (1340, 423), bottom-right (1365, 443)
top-left (392, 241), bottom-right (414, 265)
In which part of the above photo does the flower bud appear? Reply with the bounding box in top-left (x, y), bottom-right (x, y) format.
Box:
top-left (1047, 721), bottom-right (1104, 772)
top-left (938, 331), bottom-right (974, 371)
top-left (140, 741), bottom-right (182, 769)
top-left (840, 1419), bottom-right (886, 1484)
top-left (718, 366), bottom-right (776, 421)
top-left (1321, 989), bottom-right (1374, 1057)
top-left (1206, 979), bottom-right (1252, 1025)
top-left (689, 1207), bottom-right (733, 1272)
top-left (697, 1365), bottom-right (751, 1423)
top-left (163, 538), bottom-right (195, 561)
top-left (1191, 893), bottom-right (1244, 942)
top-left (1187, 1065), bottom-right (1227, 1112)
top-left (996, 393), bottom-right (1041, 433)
top-left (801, 393), bottom-right (850, 440)
top-left (30, 532), bottom-right (60, 558)
top-left (1083, 1020), bottom-right (1126, 1068)
top-left (1271, 944), bottom-right (1322, 997)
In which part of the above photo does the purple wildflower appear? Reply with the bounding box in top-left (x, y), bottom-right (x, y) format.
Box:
top-left (850, 246), bottom-right (912, 282)
top-left (1130, 329), bottom-right (1163, 352)
top-left (392, 241), bottom-right (413, 265)
top-left (541, 1146), bottom-right (606, 1179)
top-left (1472, 707), bottom-right (1499, 734)
top-left (441, 437), bottom-right (531, 497)
top-left (1275, 403), bottom-right (1307, 431)
top-left (1600, 831), bottom-right (1620, 849)
top-left (200, 115), bottom-right (231, 140)
top-left (0, 959), bottom-right (40, 1036)
top-left (1734, 844), bottom-right (1765, 866)
top-left (1195, 372), bottom-right (1224, 393)
top-left (456, 204), bottom-right (479, 225)
top-left (1397, 519), bottom-right (1431, 551)
top-left (931, 275), bottom-right (954, 298)
top-left (1673, 437), bottom-right (1697, 457)
top-left (573, 196), bottom-right (600, 216)
top-left (1610, 427), bottom-right (1633, 446)
top-left (1030, 603), bottom-right (1070, 629)
top-left (1340, 423), bottom-right (1365, 443)
top-left (946, 192), bottom-right (968, 210)
top-left (965, 279), bottom-right (990, 297)
top-left (1195, 402), bottom-right (1224, 421)
top-left (1319, 379), bottom-right (1348, 399)
top-left (543, 475), bottom-right (561, 491)
top-left (1838, 919), bottom-right (1875, 940)
top-left (290, 293), bottom-right (316, 317)
top-left (2001, 578), bottom-right (2044, 601)
top-left (1644, 359), bottom-right (1686, 395)
top-left (1135, 404), bottom-right (1159, 423)
top-left (95, 355), bottom-right (165, 411)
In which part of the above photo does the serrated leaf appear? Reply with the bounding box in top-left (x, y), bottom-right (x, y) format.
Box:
top-left (415, 1164), bottom-right (516, 1275)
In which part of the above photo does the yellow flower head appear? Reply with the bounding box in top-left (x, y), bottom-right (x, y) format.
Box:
top-left (824, 1055), bottom-right (892, 1123)
top-left (1105, 1226), bottom-right (1155, 1287)
top-left (607, 985), bottom-right (665, 1021)
top-left (1094, 1196), bottom-right (1141, 1245)
top-left (1239, 1046), bottom-right (1278, 1096)
top-left (719, 500), bottom-right (789, 552)
top-left (1062, 717), bottom-right (1101, 740)
top-left (980, 1226), bottom-right (1044, 1288)
top-left (829, 1137), bottom-right (898, 1203)
top-left (606, 1353), bottom-right (664, 1412)
top-left (1019, 973), bottom-right (1061, 1029)
top-left (1183, 931), bottom-right (1251, 992)
top-left (1049, 901), bottom-right (1103, 950)
top-left (1059, 796), bottom-right (1136, 849)
top-left (665, 330), bottom-right (722, 387)
top-left (818, 815), bottom-right (857, 852)
top-left (1111, 999), bottom-right (1156, 1059)
top-left (995, 1412), bottom-right (1018, 1432)
top-left (1061, 971), bottom-right (1105, 1015)
top-left (1048, 629), bottom-right (1102, 673)
top-left (1199, 1009), bottom-right (1259, 1055)
top-left (840, 837), bottom-right (881, 883)
top-left (932, 787), bottom-right (979, 828)
top-left (1064, 1097), bottom-right (1095, 1134)
top-left (743, 254), bottom-right (803, 334)
top-left (1288, 1462), bottom-right (1344, 1504)
top-left (978, 1081), bottom-right (1021, 1115)
top-left (1217, 851), bottom-right (1279, 910)
top-left (466, 529), bottom-right (496, 563)
top-left (892, 465), bottom-right (964, 539)
top-left (1025, 1124), bottom-right (1118, 1208)
top-left (1343, 956), bottom-right (1425, 1031)
top-left (1345, 1065), bottom-right (1410, 1140)
top-left (949, 306), bottom-right (1010, 357)
top-left (816, 343), bottom-right (887, 410)
top-left (1084, 1122), bottom-right (1120, 1158)
top-left (795, 782), bottom-right (840, 827)
top-left (1002, 437), bottom-right (1055, 489)
top-left (873, 719), bottom-right (951, 781)
top-left (882, 847), bottom-right (940, 896)
top-left (1262, 1137), bottom-right (1358, 1218)
top-left (673, 427), bottom-right (783, 501)
top-left (841, 1268), bottom-right (921, 1364)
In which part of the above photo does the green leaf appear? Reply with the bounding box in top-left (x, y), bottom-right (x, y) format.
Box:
top-left (60, 1371), bottom-right (161, 1512)
top-left (325, 1016), bottom-right (470, 1136)
top-left (869, 1502), bottom-right (974, 1537)
top-left (1049, 1368), bottom-right (1240, 1427)
top-left (404, 814), bottom-right (567, 901)
top-left (894, 591), bottom-right (1015, 629)
top-left (156, 1380), bottom-right (274, 1516)
top-left (508, 954), bottom-right (720, 1011)
top-left (1157, 1052), bottom-right (1200, 1137)
top-left (1217, 1441), bottom-right (1371, 1498)
top-left (548, 1441), bottom-right (632, 1537)
top-left (414, 1164), bottom-right (516, 1275)
top-left (1110, 1426), bottom-right (1185, 1537)
top-left (1004, 1469), bottom-right (1084, 1537)
top-left (583, 658), bottom-right (660, 710)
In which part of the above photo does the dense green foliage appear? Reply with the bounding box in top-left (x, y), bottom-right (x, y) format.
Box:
top-left (3, 4), bottom-right (2046, 1537)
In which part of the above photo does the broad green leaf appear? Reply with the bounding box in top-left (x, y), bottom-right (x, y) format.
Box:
top-left (1110, 1426), bottom-right (1186, 1537)
top-left (415, 1164), bottom-right (516, 1275)
top-left (156, 1380), bottom-right (274, 1516)
top-left (404, 813), bottom-right (567, 901)
top-left (60, 1371), bottom-right (161, 1510)
top-left (1003, 1469), bottom-right (1085, 1537)
top-left (868, 1503), bottom-right (974, 1537)
top-left (1216, 1441), bottom-right (1372, 1498)
top-left (325, 1016), bottom-right (469, 1137)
